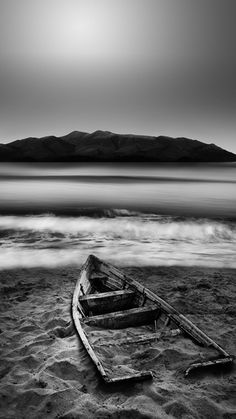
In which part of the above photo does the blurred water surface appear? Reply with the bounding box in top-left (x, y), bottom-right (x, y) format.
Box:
top-left (0, 163), bottom-right (235, 269)
top-left (0, 163), bottom-right (236, 217)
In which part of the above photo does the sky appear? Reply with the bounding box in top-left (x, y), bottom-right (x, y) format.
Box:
top-left (0, 0), bottom-right (236, 152)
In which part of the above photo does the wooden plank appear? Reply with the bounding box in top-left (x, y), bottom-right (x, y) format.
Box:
top-left (79, 289), bottom-right (134, 302)
top-left (185, 356), bottom-right (234, 376)
top-left (105, 370), bottom-right (153, 383)
top-left (72, 256), bottom-right (108, 382)
top-left (95, 329), bottom-right (182, 347)
top-left (78, 290), bottom-right (135, 315)
top-left (97, 263), bottom-right (126, 289)
top-left (79, 289), bottom-right (135, 314)
top-left (83, 306), bottom-right (159, 329)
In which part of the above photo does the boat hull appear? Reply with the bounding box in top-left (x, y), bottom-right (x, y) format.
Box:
top-left (72, 255), bottom-right (234, 383)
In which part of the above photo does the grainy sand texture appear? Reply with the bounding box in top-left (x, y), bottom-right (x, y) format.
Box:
top-left (0, 265), bottom-right (235, 419)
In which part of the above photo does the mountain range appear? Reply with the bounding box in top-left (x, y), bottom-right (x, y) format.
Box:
top-left (0, 130), bottom-right (235, 162)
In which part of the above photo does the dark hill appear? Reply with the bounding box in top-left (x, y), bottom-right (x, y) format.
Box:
top-left (0, 130), bottom-right (235, 162)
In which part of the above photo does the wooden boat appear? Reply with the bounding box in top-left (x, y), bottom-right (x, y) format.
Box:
top-left (72, 255), bottom-right (233, 384)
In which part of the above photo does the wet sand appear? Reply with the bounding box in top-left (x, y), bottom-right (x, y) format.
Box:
top-left (0, 265), bottom-right (235, 418)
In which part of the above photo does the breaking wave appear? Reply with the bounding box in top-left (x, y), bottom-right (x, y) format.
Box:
top-left (0, 211), bottom-right (235, 269)
top-left (0, 212), bottom-right (235, 241)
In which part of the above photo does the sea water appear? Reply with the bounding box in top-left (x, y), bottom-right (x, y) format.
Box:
top-left (0, 163), bottom-right (235, 269)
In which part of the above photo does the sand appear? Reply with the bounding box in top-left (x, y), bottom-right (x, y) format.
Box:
top-left (0, 265), bottom-right (235, 419)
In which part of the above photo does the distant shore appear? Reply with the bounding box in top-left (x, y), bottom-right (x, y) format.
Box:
top-left (0, 264), bottom-right (235, 418)
top-left (1, 130), bottom-right (236, 162)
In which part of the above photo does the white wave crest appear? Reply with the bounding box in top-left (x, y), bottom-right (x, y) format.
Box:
top-left (0, 214), bottom-right (234, 242)
top-left (0, 214), bottom-right (235, 269)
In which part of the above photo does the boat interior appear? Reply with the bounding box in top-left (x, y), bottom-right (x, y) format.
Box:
top-left (74, 255), bottom-right (233, 382)
top-left (78, 261), bottom-right (178, 334)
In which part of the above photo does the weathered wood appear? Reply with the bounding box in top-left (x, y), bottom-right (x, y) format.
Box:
top-left (185, 356), bottom-right (234, 376)
top-left (79, 289), bottom-right (133, 302)
top-left (90, 270), bottom-right (124, 291)
top-left (79, 289), bottom-right (135, 315)
top-left (72, 254), bottom-right (233, 384)
top-left (154, 319), bottom-right (158, 342)
top-left (105, 370), bottom-right (153, 383)
top-left (72, 256), bottom-right (108, 381)
top-left (98, 257), bottom-right (232, 356)
top-left (96, 329), bottom-right (182, 347)
top-left (83, 306), bottom-right (159, 329)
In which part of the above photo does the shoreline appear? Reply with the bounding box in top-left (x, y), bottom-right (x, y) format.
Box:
top-left (0, 264), bottom-right (235, 418)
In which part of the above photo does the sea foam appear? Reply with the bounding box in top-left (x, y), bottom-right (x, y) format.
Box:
top-left (0, 212), bottom-right (235, 269)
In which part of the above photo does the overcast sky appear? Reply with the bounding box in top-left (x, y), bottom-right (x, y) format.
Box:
top-left (0, 0), bottom-right (236, 152)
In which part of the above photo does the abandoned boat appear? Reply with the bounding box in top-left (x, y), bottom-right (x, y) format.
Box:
top-left (72, 254), bottom-right (233, 384)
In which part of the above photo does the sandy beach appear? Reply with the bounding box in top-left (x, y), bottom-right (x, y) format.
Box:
top-left (0, 264), bottom-right (235, 419)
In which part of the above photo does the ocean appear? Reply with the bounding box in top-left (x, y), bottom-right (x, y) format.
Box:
top-left (0, 162), bottom-right (235, 269)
